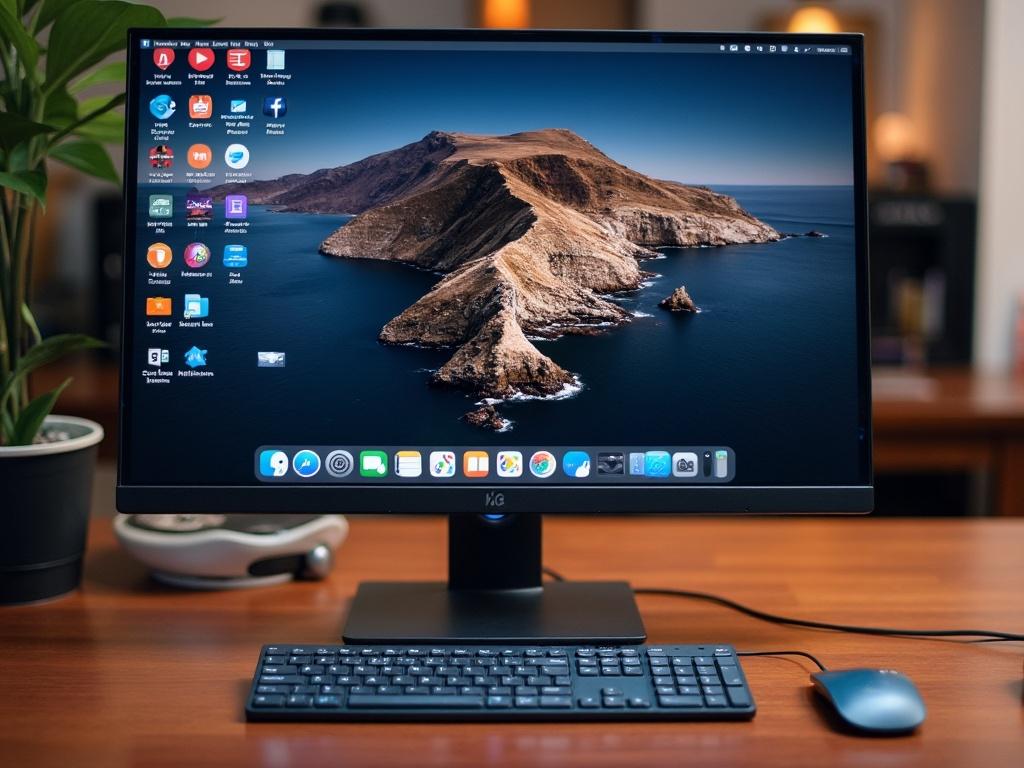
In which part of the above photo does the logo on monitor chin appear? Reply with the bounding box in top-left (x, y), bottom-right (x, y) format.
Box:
top-left (485, 492), bottom-right (505, 508)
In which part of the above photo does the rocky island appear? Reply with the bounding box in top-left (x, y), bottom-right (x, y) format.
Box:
top-left (659, 286), bottom-right (698, 313)
top-left (207, 129), bottom-right (780, 426)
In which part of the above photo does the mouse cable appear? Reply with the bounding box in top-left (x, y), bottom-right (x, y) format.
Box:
top-left (736, 650), bottom-right (827, 671)
top-left (540, 567), bottom-right (1024, 642)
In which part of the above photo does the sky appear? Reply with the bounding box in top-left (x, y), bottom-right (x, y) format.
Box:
top-left (136, 46), bottom-right (856, 187)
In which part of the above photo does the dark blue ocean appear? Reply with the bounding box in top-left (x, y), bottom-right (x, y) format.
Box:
top-left (128, 185), bottom-right (863, 485)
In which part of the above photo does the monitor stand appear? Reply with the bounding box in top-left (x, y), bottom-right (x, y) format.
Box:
top-left (342, 513), bottom-right (646, 644)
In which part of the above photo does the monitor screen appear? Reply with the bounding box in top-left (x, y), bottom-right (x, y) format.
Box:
top-left (119, 30), bottom-right (870, 511)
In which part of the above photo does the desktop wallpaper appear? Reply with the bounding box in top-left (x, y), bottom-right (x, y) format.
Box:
top-left (126, 43), bottom-right (864, 486)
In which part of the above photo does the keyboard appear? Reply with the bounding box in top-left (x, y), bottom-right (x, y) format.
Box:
top-left (246, 643), bottom-right (756, 721)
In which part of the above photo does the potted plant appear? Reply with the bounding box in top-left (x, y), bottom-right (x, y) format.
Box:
top-left (0, 1), bottom-right (207, 604)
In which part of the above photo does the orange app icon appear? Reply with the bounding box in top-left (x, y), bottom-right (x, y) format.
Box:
top-left (187, 143), bottom-right (212, 169)
top-left (188, 95), bottom-right (212, 119)
top-left (146, 297), bottom-right (172, 316)
top-left (463, 451), bottom-right (489, 478)
top-left (146, 242), bottom-right (172, 269)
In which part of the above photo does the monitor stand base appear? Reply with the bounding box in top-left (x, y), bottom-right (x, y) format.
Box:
top-left (341, 514), bottom-right (646, 644)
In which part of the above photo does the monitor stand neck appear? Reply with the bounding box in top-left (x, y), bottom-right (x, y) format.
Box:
top-left (341, 514), bottom-right (646, 644)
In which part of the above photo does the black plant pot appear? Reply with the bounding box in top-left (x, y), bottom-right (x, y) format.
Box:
top-left (0, 417), bottom-right (103, 605)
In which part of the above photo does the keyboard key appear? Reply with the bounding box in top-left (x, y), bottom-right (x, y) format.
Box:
top-left (721, 668), bottom-right (744, 686)
top-left (602, 696), bottom-right (625, 708)
top-left (658, 695), bottom-right (703, 708)
top-left (286, 695), bottom-right (313, 707)
top-left (314, 695), bottom-right (342, 708)
top-left (515, 696), bottom-right (538, 708)
top-left (347, 695), bottom-right (484, 709)
top-left (627, 697), bottom-right (651, 708)
top-left (726, 687), bottom-right (752, 707)
top-left (704, 695), bottom-right (727, 707)
top-left (541, 686), bottom-right (572, 696)
top-left (578, 696), bottom-right (600, 708)
top-left (252, 694), bottom-right (285, 707)
top-left (540, 696), bottom-right (572, 708)
top-left (487, 696), bottom-right (512, 708)
top-left (256, 685), bottom-right (287, 694)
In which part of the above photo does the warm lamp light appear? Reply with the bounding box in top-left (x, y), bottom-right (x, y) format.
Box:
top-left (787, 5), bottom-right (842, 34)
top-left (874, 112), bottom-right (919, 163)
top-left (482, 0), bottom-right (530, 28)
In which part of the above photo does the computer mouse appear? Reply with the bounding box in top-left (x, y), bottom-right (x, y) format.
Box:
top-left (810, 668), bottom-right (926, 735)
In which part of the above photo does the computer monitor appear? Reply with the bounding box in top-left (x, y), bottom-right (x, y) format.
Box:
top-left (118, 29), bottom-right (871, 643)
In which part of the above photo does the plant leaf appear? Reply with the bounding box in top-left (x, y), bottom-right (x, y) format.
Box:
top-left (50, 138), bottom-right (117, 182)
top-left (0, 333), bottom-right (105, 406)
top-left (0, 111), bottom-right (56, 152)
top-left (44, 1), bottom-right (164, 92)
top-left (33, 0), bottom-right (87, 31)
top-left (73, 109), bottom-right (123, 144)
top-left (0, 0), bottom-right (40, 72)
top-left (10, 377), bottom-right (71, 445)
top-left (0, 169), bottom-right (47, 206)
top-left (69, 60), bottom-right (126, 93)
top-left (43, 86), bottom-right (79, 127)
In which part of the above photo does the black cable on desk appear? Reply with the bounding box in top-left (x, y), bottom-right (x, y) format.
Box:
top-left (737, 650), bottom-right (828, 671)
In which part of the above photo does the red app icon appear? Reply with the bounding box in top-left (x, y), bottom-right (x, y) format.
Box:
top-left (226, 48), bottom-right (251, 72)
top-left (153, 47), bottom-right (175, 71)
top-left (187, 47), bottom-right (215, 71)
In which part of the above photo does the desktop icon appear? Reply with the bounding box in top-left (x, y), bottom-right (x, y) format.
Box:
top-left (266, 49), bottom-right (285, 70)
top-left (230, 99), bottom-right (247, 113)
top-left (183, 293), bottom-right (209, 319)
top-left (597, 452), bottom-right (624, 475)
top-left (529, 451), bottom-right (556, 478)
top-left (148, 145), bottom-right (173, 168)
top-left (395, 450), bottom-right (423, 478)
top-left (360, 450), bottom-right (388, 478)
top-left (146, 242), bottom-right (172, 269)
top-left (292, 449), bottom-right (321, 478)
top-left (325, 450), bottom-right (354, 478)
top-left (496, 451), bottom-right (523, 478)
top-left (672, 452), bottom-right (699, 478)
top-left (185, 193), bottom-right (213, 221)
top-left (257, 351), bottom-right (285, 368)
top-left (224, 194), bottom-right (248, 219)
top-left (183, 345), bottom-right (207, 368)
top-left (259, 450), bottom-right (289, 477)
top-left (186, 143), bottom-right (212, 169)
top-left (187, 47), bottom-right (215, 71)
top-left (224, 143), bottom-right (250, 169)
top-left (714, 450), bottom-right (729, 479)
top-left (262, 96), bottom-right (287, 119)
top-left (183, 242), bottom-right (211, 269)
top-left (146, 348), bottom-right (169, 366)
top-left (148, 194), bottom-right (172, 219)
top-left (644, 451), bottom-right (672, 478)
top-left (226, 48), bottom-right (251, 71)
top-left (145, 296), bottom-right (172, 316)
top-left (463, 451), bottom-right (489, 478)
top-left (148, 94), bottom-right (175, 120)
top-left (223, 244), bottom-right (248, 267)
top-left (628, 452), bottom-right (646, 476)
top-left (562, 451), bottom-right (591, 478)
top-left (429, 451), bottom-right (456, 478)
top-left (188, 95), bottom-right (213, 119)
top-left (153, 47), bottom-right (175, 70)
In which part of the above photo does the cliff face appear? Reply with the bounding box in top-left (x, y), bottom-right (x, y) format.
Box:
top-left (210, 130), bottom-right (780, 410)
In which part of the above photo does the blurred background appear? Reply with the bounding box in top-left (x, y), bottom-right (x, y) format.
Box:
top-left (30, 0), bottom-right (1024, 515)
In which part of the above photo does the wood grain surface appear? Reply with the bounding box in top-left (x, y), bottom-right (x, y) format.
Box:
top-left (1, 515), bottom-right (1022, 767)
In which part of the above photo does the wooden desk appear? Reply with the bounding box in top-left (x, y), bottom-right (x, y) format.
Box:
top-left (1, 516), bottom-right (1021, 767)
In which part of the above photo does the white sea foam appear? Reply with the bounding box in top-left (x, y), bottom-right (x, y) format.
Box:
top-left (632, 310), bottom-right (653, 318)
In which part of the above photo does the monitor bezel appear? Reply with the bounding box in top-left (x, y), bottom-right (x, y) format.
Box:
top-left (117, 28), bottom-right (872, 515)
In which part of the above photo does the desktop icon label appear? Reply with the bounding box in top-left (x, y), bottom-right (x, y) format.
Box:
top-left (262, 96), bottom-right (287, 119)
top-left (395, 450), bottom-right (423, 478)
top-left (183, 293), bottom-right (209, 319)
top-left (325, 450), bottom-right (354, 478)
top-left (148, 94), bottom-right (175, 120)
top-left (146, 242), bottom-right (172, 269)
top-left (672, 452), bottom-right (699, 478)
top-left (429, 451), bottom-right (456, 478)
top-left (463, 451), bottom-right (489, 478)
top-left (292, 449), bottom-right (321, 478)
top-left (183, 345), bottom-right (207, 368)
top-left (223, 244), bottom-right (248, 267)
top-left (224, 194), bottom-right (248, 219)
top-left (148, 145), bottom-right (173, 168)
top-left (360, 450), bottom-right (388, 478)
top-left (597, 452), bottom-right (624, 475)
top-left (644, 451), bottom-right (671, 478)
top-left (153, 47), bottom-right (175, 70)
top-left (145, 296), bottom-right (172, 316)
top-left (188, 95), bottom-right (213, 119)
top-left (529, 451), bottom-right (556, 478)
top-left (259, 450), bottom-right (289, 477)
top-left (148, 194), bottom-right (172, 219)
top-left (496, 450), bottom-right (523, 478)
top-left (188, 47), bottom-right (215, 71)
top-left (183, 242), bottom-right (211, 269)
top-left (186, 143), bottom-right (212, 169)
top-left (224, 143), bottom-right (250, 170)
top-left (226, 48), bottom-right (251, 71)
top-left (562, 451), bottom-right (591, 478)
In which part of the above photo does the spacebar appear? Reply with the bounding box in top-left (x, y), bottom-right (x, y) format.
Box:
top-left (347, 695), bottom-right (484, 709)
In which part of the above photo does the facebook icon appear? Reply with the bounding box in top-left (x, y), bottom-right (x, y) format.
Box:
top-left (262, 96), bottom-right (287, 119)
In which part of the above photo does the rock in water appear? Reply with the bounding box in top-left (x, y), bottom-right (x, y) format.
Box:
top-left (462, 405), bottom-right (508, 431)
top-left (659, 286), bottom-right (697, 313)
